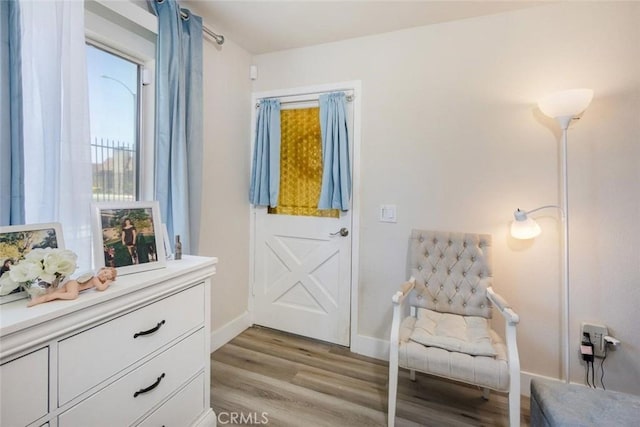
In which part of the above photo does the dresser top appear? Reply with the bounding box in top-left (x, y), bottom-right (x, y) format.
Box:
top-left (0, 255), bottom-right (217, 340)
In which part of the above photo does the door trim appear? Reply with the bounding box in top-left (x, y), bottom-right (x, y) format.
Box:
top-left (248, 80), bottom-right (361, 347)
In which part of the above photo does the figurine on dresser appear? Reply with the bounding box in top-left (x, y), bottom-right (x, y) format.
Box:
top-left (27, 267), bottom-right (117, 307)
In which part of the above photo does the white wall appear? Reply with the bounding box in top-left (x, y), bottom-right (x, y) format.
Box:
top-left (196, 34), bottom-right (253, 336)
top-left (251, 2), bottom-right (640, 394)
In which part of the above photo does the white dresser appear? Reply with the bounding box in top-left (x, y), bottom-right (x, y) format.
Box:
top-left (0, 255), bottom-right (217, 427)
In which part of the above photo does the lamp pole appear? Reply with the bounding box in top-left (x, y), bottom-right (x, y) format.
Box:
top-left (559, 123), bottom-right (570, 384)
top-left (100, 75), bottom-right (136, 122)
top-left (99, 75), bottom-right (136, 146)
top-left (100, 75), bottom-right (138, 200)
top-left (538, 89), bottom-right (593, 384)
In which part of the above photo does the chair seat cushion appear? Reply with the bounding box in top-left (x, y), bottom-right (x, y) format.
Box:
top-left (409, 308), bottom-right (497, 356)
top-left (399, 316), bottom-right (510, 391)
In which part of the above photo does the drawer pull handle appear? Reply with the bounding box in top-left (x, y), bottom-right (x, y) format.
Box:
top-left (133, 373), bottom-right (165, 398)
top-left (133, 320), bottom-right (166, 338)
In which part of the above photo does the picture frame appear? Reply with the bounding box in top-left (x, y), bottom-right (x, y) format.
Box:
top-left (162, 223), bottom-right (173, 260)
top-left (0, 222), bottom-right (64, 304)
top-left (91, 201), bottom-right (166, 276)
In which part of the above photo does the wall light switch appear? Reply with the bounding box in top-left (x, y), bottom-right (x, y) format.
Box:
top-left (379, 204), bottom-right (397, 223)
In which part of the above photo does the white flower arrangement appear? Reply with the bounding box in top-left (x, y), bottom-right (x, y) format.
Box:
top-left (0, 248), bottom-right (78, 297)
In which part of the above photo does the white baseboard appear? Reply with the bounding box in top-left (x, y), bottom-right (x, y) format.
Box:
top-left (193, 408), bottom-right (216, 427)
top-left (350, 333), bottom-right (560, 398)
top-left (520, 371), bottom-right (563, 397)
top-left (350, 333), bottom-right (389, 361)
top-left (210, 311), bottom-right (252, 353)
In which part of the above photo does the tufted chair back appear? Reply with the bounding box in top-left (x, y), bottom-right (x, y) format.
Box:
top-left (409, 229), bottom-right (493, 319)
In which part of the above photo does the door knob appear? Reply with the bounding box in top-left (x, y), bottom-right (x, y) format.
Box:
top-left (330, 227), bottom-right (349, 237)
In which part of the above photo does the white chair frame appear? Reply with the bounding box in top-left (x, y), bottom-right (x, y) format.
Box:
top-left (388, 277), bottom-right (521, 426)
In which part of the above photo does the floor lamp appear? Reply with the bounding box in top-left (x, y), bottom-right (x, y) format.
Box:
top-left (511, 88), bottom-right (593, 383)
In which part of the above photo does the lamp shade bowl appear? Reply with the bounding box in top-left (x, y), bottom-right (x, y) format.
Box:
top-left (538, 88), bottom-right (593, 119)
top-left (511, 209), bottom-right (542, 239)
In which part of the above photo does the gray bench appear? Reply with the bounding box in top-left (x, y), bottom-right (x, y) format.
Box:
top-left (530, 378), bottom-right (640, 426)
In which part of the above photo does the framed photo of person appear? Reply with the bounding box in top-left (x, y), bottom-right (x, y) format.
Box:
top-left (0, 222), bottom-right (64, 304)
top-left (91, 201), bottom-right (166, 276)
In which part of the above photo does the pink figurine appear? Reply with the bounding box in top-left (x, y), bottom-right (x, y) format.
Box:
top-left (27, 267), bottom-right (117, 307)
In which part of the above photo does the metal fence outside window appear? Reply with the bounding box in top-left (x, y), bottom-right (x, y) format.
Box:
top-left (91, 138), bottom-right (137, 201)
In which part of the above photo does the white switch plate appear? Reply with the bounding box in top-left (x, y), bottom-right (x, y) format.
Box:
top-left (379, 204), bottom-right (397, 223)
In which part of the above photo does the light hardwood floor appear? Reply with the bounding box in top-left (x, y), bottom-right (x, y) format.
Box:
top-left (211, 326), bottom-right (530, 426)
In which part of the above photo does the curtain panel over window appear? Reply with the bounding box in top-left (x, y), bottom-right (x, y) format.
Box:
top-left (18, 0), bottom-right (93, 269)
top-left (150, 0), bottom-right (204, 255)
top-left (249, 99), bottom-right (281, 207)
top-left (318, 92), bottom-right (351, 211)
top-left (0, 0), bottom-right (24, 226)
top-left (250, 93), bottom-right (351, 212)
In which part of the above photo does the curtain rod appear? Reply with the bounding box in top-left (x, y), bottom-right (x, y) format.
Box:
top-left (256, 93), bottom-right (355, 109)
top-left (179, 10), bottom-right (224, 45)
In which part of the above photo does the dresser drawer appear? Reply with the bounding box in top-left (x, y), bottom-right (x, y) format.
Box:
top-left (137, 373), bottom-right (205, 427)
top-left (0, 347), bottom-right (49, 427)
top-left (58, 283), bottom-right (204, 405)
top-left (58, 328), bottom-right (204, 427)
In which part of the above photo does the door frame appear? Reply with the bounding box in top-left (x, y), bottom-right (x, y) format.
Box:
top-left (248, 80), bottom-right (362, 347)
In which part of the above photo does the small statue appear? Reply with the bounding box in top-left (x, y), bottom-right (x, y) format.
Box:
top-left (27, 267), bottom-right (117, 308)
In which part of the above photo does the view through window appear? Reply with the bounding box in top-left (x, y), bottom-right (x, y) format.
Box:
top-left (86, 44), bottom-right (139, 201)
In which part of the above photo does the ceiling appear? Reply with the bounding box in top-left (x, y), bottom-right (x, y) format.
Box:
top-left (182, 1), bottom-right (545, 55)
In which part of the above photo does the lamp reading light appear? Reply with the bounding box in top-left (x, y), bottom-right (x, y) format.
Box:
top-left (511, 209), bottom-right (542, 240)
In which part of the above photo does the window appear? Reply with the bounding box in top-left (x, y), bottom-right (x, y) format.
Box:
top-left (86, 44), bottom-right (140, 201)
top-left (268, 107), bottom-right (339, 218)
top-left (84, 0), bottom-right (157, 201)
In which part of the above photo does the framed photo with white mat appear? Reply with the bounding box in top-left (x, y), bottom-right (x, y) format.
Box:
top-left (91, 201), bottom-right (166, 276)
top-left (0, 222), bottom-right (64, 304)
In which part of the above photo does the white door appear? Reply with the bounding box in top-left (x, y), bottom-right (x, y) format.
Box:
top-left (251, 86), bottom-right (356, 346)
top-left (253, 209), bottom-right (351, 345)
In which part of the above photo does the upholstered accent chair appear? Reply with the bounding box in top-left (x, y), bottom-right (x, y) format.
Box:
top-left (388, 230), bottom-right (521, 426)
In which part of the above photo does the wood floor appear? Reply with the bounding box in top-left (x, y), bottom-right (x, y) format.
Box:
top-left (210, 326), bottom-right (530, 427)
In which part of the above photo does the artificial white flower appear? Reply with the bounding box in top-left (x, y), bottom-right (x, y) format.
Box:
top-left (43, 249), bottom-right (77, 277)
top-left (0, 273), bottom-right (21, 296)
top-left (1, 248), bottom-right (79, 295)
top-left (24, 248), bottom-right (51, 262)
top-left (8, 261), bottom-right (42, 283)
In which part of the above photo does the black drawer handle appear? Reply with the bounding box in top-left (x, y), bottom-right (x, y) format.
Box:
top-left (133, 373), bottom-right (165, 398)
top-left (133, 320), bottom-right (166, 338)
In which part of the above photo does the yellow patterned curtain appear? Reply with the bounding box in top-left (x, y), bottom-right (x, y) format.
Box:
top-left (268, 108), bottom-right (339, 218)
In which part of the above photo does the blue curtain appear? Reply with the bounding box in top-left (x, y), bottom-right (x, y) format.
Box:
top-left (249, 99), bottom-right (281, 207)
top-left (318, 92), bottom-right (351, 211)
top-left (0, 0), bottom-right (24, 225)
top-left (149, 0), bottom-right (203, 254)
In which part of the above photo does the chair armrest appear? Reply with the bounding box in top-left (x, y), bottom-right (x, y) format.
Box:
top-left (487, 286), bottom-right (521, 410)
top-left (390, 277), bottom-right (416, 349)
top-left (487, 286), bottom-right (519, 325)
top-left (392, 278), bottom-right (416, 305)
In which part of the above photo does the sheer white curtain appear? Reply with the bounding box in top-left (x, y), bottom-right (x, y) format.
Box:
top-left (20, 0), bottom-right (92, 269)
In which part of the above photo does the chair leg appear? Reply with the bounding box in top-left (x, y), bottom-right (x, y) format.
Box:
top-left (409, 369), bottom-right (416, 381)
top-left (388, 362), bottom-right (398, 427)
top-left (482, 387), bottom-right (490, 400)
top-left (509, 388), bottom-right (521, 427)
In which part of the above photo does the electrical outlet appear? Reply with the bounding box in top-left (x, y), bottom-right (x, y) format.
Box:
top-left (582, 323), bottom-right (608, 358)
